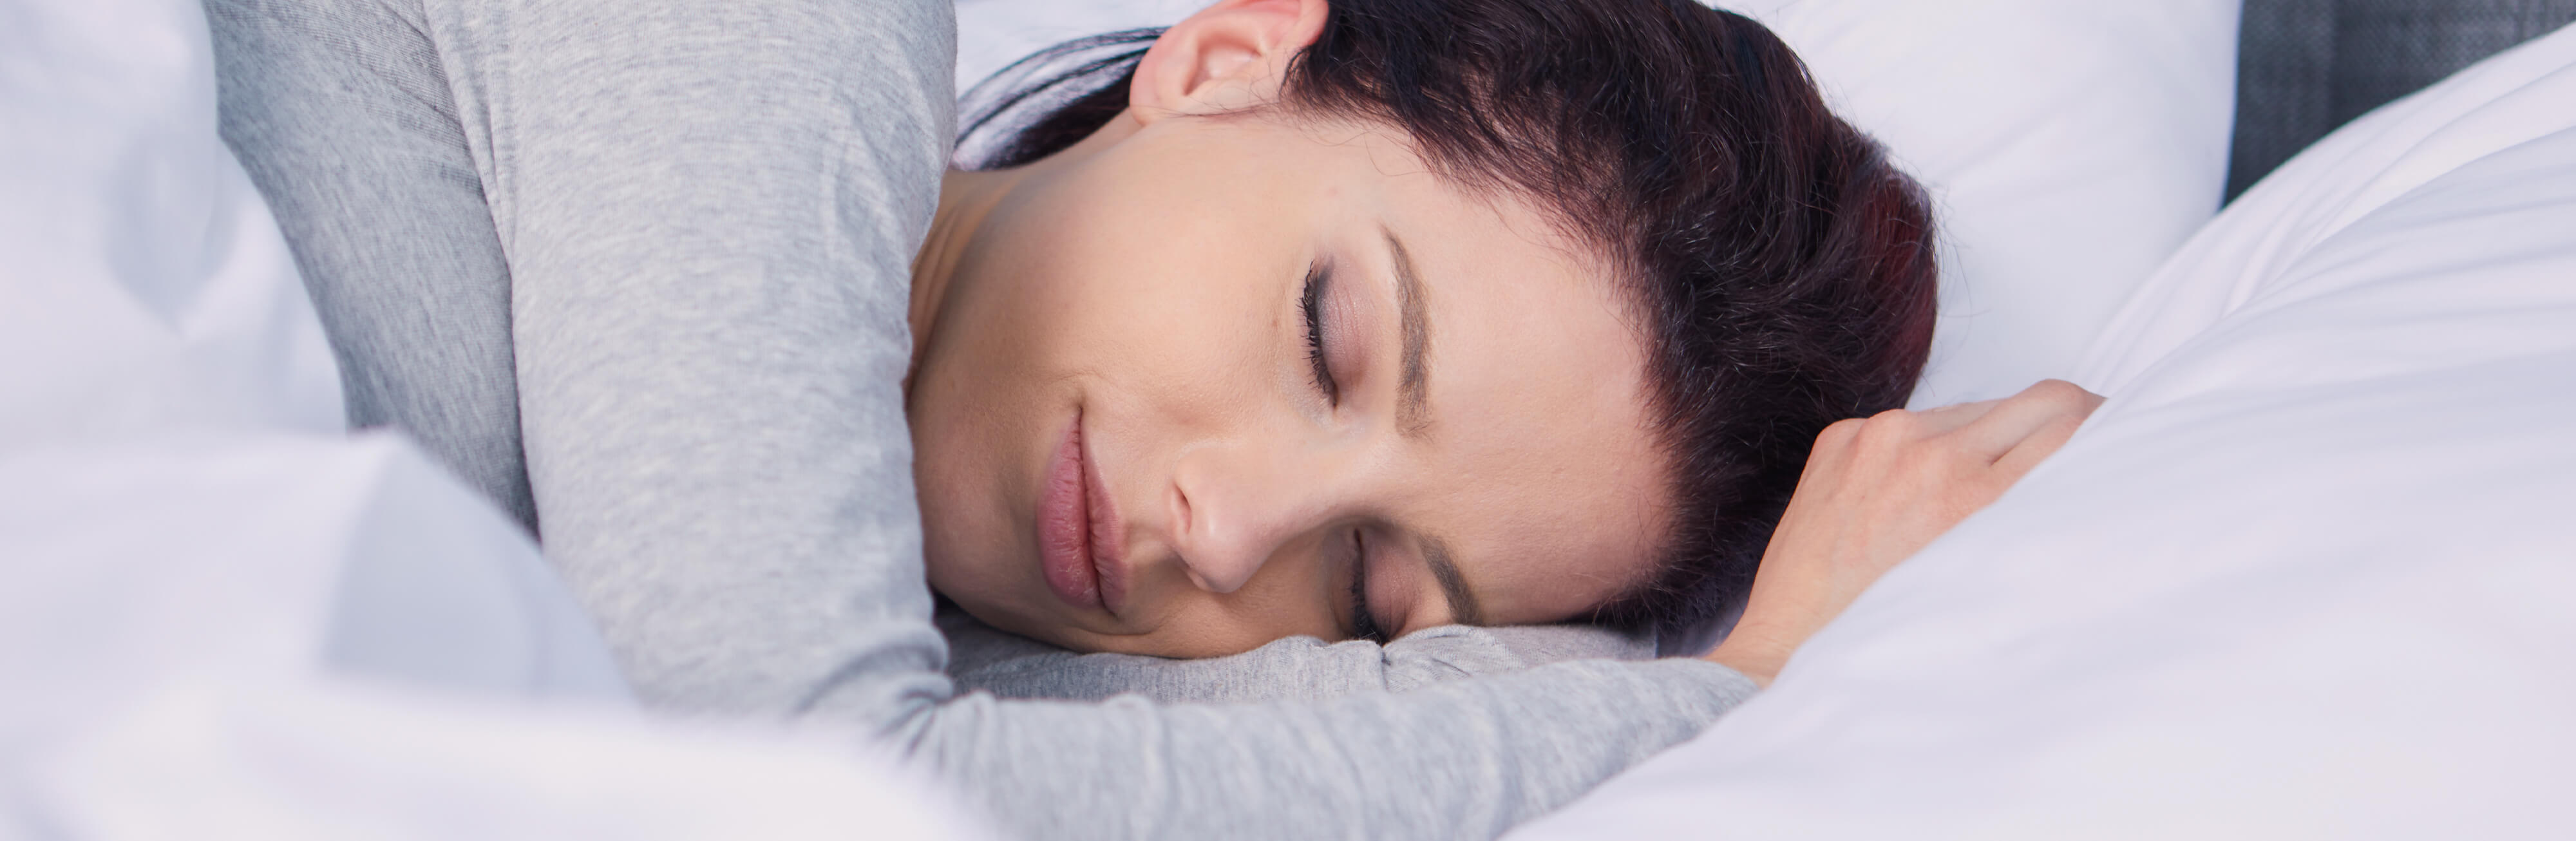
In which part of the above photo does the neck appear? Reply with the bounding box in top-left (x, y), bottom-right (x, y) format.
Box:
top-left (908, 166), bottom-right (1019, 390)
top-left (908, 113), bottom-right (1139, 393)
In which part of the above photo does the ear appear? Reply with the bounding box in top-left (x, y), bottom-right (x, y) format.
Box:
top-left (1129, 0), bottom-right (1329, 122)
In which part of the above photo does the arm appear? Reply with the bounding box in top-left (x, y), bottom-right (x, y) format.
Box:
top-left (942, 609), bottom-right (1659, 704)
top-left (904, 657), bottom-right (1748, 840)
top-left (419, 1), bottom-right (1751, 838)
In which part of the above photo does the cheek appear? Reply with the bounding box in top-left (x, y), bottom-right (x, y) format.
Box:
top-left (985, 214), bottom-right (1287, 431)
top-left (992, 187), bottom-right (1227, 346)
top-left (910, 388), bottom-right (1024, 604)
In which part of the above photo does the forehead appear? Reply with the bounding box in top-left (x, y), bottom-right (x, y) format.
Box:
top-left (1346, 129), bottom-right (1676, 623)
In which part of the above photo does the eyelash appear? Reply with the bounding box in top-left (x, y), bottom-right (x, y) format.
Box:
top-left (1301, 261), bottom-right (1340, 405)
top-left (1347, 529), bottom-right (1386, 643)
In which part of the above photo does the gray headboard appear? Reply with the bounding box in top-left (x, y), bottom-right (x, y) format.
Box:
top-left (2227, 0), bottom-right (2576, 201)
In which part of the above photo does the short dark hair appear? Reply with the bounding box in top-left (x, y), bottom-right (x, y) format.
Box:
top-left (958, 0), bottom-right (1937, 641)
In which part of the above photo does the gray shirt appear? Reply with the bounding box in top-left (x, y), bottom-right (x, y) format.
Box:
top-left (205, 0), bottom-right (1757, 838)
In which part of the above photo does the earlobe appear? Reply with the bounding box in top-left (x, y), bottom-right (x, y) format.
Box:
top-left (1128, 0), bottom-right (1329, 123)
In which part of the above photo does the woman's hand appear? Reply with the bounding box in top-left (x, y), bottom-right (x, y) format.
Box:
top-left (1705, 380), bottom-right (2105, 686)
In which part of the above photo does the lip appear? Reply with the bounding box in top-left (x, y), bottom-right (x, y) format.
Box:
top-left (1036, 410), bottom-right (1128, 615)
top-left (1079, 419), bottom-right (1130, 614)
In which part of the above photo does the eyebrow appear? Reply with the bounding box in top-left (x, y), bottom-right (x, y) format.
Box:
top-left (1381, 229), bottom-right (1475, 625)
top-left (1383, 228), bottom-right (1434, 439)
top-left (1418, 533), bottom-right (1485, 627)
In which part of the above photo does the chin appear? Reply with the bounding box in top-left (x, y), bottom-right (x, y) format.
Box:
top-left (920, 542), bottom-right (1053, 631)
top-left (947, 585), bottom-right (1082, 648)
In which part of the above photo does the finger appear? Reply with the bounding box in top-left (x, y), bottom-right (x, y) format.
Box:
top-left (1913, 397), bottom-right (2002, 435)
top-left (1991, 408), bottom-right (2090, 482)
top-left (1952, 380), bottom-right (2102, 460)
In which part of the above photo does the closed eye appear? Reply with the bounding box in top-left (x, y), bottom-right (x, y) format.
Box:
top-left (1347, 529), bottom-right (1387, 643)
top-left (1301, 260), bottom-right (1340, 405)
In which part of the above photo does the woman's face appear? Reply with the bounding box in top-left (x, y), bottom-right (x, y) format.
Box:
top-left (904, 0), bottom-right (1674, 657)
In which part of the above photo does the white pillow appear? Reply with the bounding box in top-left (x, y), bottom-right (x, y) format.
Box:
top-left (951, 0), bottom-right (2243, 407)
top-left (1508, 22), bottom-right (2576, 840)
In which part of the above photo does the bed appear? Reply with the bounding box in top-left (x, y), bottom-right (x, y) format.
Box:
top-left (6, 0), bottom-right (2572, 837)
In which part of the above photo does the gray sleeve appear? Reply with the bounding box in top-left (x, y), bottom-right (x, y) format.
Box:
top-left (943, 609), bottom-right (1663, 704)
top-left (402, 1), bottom-right (1756, 838)
top-left (207, 0), bottom-right (539, 533)
top-left (906, 657), bottom-right (1752, 840)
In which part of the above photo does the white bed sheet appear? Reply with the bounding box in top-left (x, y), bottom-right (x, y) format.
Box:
top-left (1507, 22), bottom-right (2576, 841)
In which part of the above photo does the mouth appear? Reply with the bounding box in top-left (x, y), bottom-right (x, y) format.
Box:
top-left (1037, 409), bottom-right (1128, 615)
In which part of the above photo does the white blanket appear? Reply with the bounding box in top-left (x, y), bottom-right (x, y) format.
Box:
top-left (1509, 21), bottom-right (2576, 841)
top-left (2, 435), bottom-right (984, 840)
top-left (0, 0), bottom-right (987, 837)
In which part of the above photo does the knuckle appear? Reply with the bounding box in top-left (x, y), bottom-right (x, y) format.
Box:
top-left (2023, 379), bottom-right (2087, 409)
top-left (1812, 418), bottom-right (1866, 454)
top-left (1862, 408), bottom-right (1920, 440)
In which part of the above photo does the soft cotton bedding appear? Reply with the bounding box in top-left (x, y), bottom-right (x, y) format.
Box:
top-left (1508, 21), bottom-right (2576, 840)
top-left (0, 0), bottom-right (339, 442)
top-left (5, 435), bottom-right (989, 840)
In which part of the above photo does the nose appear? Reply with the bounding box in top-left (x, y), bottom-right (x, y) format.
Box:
top-left (1166, 437), bottom-right (1338, 594)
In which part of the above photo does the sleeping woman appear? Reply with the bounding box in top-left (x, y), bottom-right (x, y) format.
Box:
top-left (206, 0), bottom-right (2099, 838)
